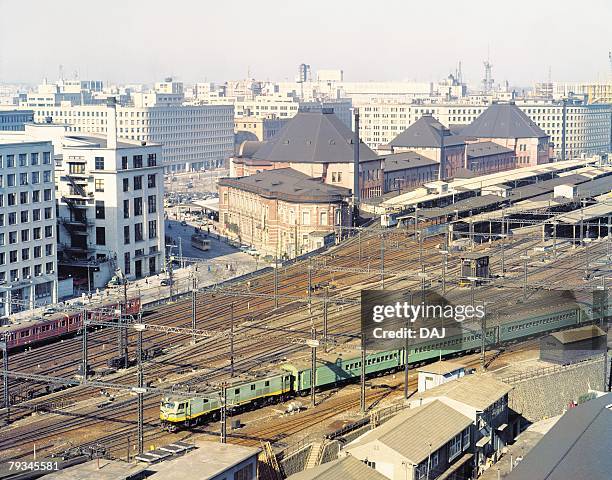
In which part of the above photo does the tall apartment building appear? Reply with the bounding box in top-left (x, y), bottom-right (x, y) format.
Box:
top-left (0, 108), bottom-right (34, 131)
top-left (26, 103), bottom-right (235, 172)
top-left (0, 136), bottom-right (57, 316)
top-left (23, 103), bottom-right (166, 288)
top-left (358, 100), bottom-right (611, 160)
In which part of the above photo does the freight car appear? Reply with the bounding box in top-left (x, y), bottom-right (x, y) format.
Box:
top-left (160, 301), bottom-right (606, 431)
top-left (0, 297), bottom-right (141, 351)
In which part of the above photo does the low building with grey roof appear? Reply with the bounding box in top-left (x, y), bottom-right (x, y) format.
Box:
top-left (286, 455), bottom-right (388, 480)
top-left (218, 168), bottom-right (351, 259)
top-left (342, 400), bottom-right (474, 480)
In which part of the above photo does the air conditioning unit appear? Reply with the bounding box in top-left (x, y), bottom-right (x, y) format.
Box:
top-left (25, 275), bottom-right (31, 279)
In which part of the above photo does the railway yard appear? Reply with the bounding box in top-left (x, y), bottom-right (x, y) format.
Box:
top-left (0, 205), bottom-right (610, 476)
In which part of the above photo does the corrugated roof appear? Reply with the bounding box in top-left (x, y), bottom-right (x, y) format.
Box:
top-left (252, 110), bottom-right (379, 164)
top-left (286, 455), bottom-right (388, 480)
top-left (346, 400), bottom-right (472, 464)
top-left (550, 325), bottom-right (606, 344)
top-left (417, 360), bottom-right (467, 375)
top-left (507, 393), bottom-right (612, 480)
top-left (218, 168), bottom-right (350, 203)
top-left (389, 115), bottom-right (466, 148)
top-left (414, 374), bottom-right (512, 410)
top-left (460, 103), bottom-right (547, 139)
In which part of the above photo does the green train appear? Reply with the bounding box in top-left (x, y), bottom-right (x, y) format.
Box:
top-left (160, 302), bottom-right (605, 430)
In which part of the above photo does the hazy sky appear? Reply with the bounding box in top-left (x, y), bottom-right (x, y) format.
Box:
top-left (1, 0), bottom-right (610, 87)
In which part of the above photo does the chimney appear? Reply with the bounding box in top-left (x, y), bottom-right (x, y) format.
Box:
top-left (106, 97), bottom-right (117, 149)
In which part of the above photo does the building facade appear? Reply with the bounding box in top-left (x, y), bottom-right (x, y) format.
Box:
top-left (218, 168), bottom-right (351, 259)
top-left (0, 109), bottom-right (34, 131)
top-left (25, 103), bottom-right (234, 172)
top-left (0, 138), bottom-right (57, 315)
top-left (234, 116), bottom-right (289, 143)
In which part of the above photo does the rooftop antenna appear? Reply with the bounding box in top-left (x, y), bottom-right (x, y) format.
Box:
top-left (58, 64), bottom-right (64, 82)
top-left (457, 61), bottom-right (463, 84)
top-left (482, 48), bottom-right (494, 94)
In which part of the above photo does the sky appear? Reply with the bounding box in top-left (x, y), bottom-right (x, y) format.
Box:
top-left (0, 0), bottom-right (610, 87)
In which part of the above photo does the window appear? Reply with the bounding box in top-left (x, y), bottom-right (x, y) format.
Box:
top-left (9, 250), bottom-right (17, 263)
top-left (148, 220), bottom-right (157, 239)
top-left (147, 153), bottom-right (156, 166)
top-left (363, 460), bottom-right (376, 469)
top-left (95, 179), bottom-right (104, 192)
top-left (44, 225), bottom-right (53, 238)
top-left (8, 231), bottom-right (17, 244)
top-left (124, 225), bottom-right (130, 244)
top-left (234, 463), bottom-right (253, 480)
top-left (33, 227), bottom-right (41, 240)
top-left (134, 175), bottom-right (142, 190)
top-left (302, 211), bottom-right (310, 225)
top-left (133, 155), bottom-right (143, 168)
top-left (134, 197), bottom-right (143, 216)
top-left (123, 199), bottom-right (130, 219)
top-left (0, 214), bottom-right (3, 227)
top-left (21, 248), bottom-right (29, 260)
top-left (96, 227), bottom-right (106, 245)
top-left (123, 178), bottom-right (129, 192)
top-left (121, 156), bottom-right (128, 170)
top-left (34, 264), bottom-right (42, 276)
top-left (147, 195), bottom-right (156, 213)
top-left (20, 192), bottom-right (28, 204)
top-left (134, 223), bottom-right (143, 242)
top-left (7, 155), bottom-right (15, 167)
top-left (43, 152), bottom-right (51, 164)
top-left (462, 428), bottom-right (470, 450)
top-left (46, 262), bottom-right (53, 274)
top-left (18, 153), bottom-right (27, 166)
top-left (44, 189), bottom-right (52, 201)
top-left (43, 170), bottom-right (51, 182)
top-left (32, 190), bottom-right (40, 202)
top-left (448, 433), bottom-right (462, 460)
top-left (21, 229), bottom-right (29, 242)
top-left (34, 246), bottom-right (41, 258)
top-left (320, 211), bottom-right (328, 225)
top-left (7, 174), bottom-right (15, 187)
top-left (8, 213), bottom-right (16, 225)
top-left (44, 207), bottom-right (52, 219)
top-left (31, 152), bottom-right (39, 165)
top-left (94, 156), bottom-right (105, 170)
top-left (8, 193), bottom-right (15, 205)
top-left (45, 244), bottom-right (52, 256)
top-left (95, 201), bottom-right (105, 219)
top-left (124, 252), bottom-right (131, 274)
top-left (147, 174), bottom-right (156, 188)
top-left (20, 211), bottom-right (28, 223)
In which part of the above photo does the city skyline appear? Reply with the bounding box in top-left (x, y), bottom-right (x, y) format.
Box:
top-left (0, 0), bottom-right (610, 86)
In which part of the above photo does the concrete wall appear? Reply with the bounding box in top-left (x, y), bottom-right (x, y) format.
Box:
top-left (278, 444), bottom-right (311, 478)
top-left (504, 356), bottom-right (606, 423)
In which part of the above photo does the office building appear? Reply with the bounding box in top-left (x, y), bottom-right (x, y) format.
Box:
top-left (234, 115), bottom-right (289, 143)
top-left (0, 136), bottom-right (57, 315)
top-left (0, 108), bottom-right (34, 131)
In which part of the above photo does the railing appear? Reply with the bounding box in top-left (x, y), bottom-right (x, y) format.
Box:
top-left (499, 355), bottom-right (605, 384)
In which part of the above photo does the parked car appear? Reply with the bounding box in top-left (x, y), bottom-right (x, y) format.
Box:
top-left (160, 278), bottom-right (174, 286)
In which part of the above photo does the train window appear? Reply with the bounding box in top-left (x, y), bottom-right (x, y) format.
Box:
top-left (61, 320), bottom-right (66, 327)
top-left (265, 381), bottom-right (270, 387)
top-left (234, 389), bottom-right (240, 394)
top-left (203, 399), bottom-right (208, 403)
top-left (251, 385), bottom-right (256, 391)
top-left (20, 330), bottom-right (29, 337)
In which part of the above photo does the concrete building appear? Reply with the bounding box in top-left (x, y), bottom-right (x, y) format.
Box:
top-left (234, 115), bottom-right (289, 143)
top-left (218, 168), bottom-right (351, 258)
top-left (417, 360), bottom-right (466, 393)
top-left (343, 400), bottom-right (474, 480)
top-left (0, 108), bottom-right (34, 131)
top-left (539, 325), bottom-right (607, 365)
top-left (358, 100), bottom-right (611, 160)
top-left (382, 151), bottom-right (438, 193)
top-left (0, 136), bottom-right (57, 315)
top-left (230, 109), bottom-right (384, 199)
top-left (27, 102), bottom-right (234, 172)
top-left (22, 101), bottom-right (166, 288)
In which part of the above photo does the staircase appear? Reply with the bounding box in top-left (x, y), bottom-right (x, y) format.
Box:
top-left (258, 441), bottom-right (282, 480)
top-left (305, 442), bottom-right (323, 470)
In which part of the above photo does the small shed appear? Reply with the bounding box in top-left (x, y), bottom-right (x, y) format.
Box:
top-left (540, 325), bottom-right (607, 365)
top-left (459, 253), bottom-right (490, 285)
top-left (417, 360), bottom-right (466, 392)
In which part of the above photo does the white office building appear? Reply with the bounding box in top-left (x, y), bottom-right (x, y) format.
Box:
top-left (358, 100), bottom-right (612, 159)
top-left (25, 102), bottom-right (234, 173)
top-left (23, 101), bottom-right (166, 289)
top-left (0, 137), bottom-right (57, 316)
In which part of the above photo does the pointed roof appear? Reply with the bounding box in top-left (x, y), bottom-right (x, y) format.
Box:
top-left (252, 109), bottom-right (379, 164)
top-left (389, 115), bottom-right (466, 148)
top-left (286, 456), bottom-right (388, 480)
top-left (460, 102), bottom-right (547, 139)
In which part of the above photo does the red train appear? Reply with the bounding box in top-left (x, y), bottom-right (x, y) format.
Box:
top-left (1, 298), bottom-right (141, 351)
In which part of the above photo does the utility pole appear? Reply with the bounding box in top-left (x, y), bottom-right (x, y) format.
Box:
top-left (230, 304), bottom-right (234, 378)
top-left (380, 233), bottom-right (385, 288)
top-left (81, 308), bottom-right (88, 384)
top-left (404, 291), bottom-right (413, 400)
top-left (1, 340), bottom-right (9, 424)
top-left (360, 333), bottom-right (366, 414)
top-left (308, 257), bottom-right (313, 314)
top-left (501, 210), bottom-right (506, 273)
top-left (358, 230), bottom-right (362, 261)
top-left (522, 254), bottom-right (529, 301)
top-left (135, 322), bottom-right (145, 455)
top-left (323, 287), bottom-right (329, 353)
top-left (191, 276), bottom-right (197, 345)
top-left (480, 304), bottom-right (487, 371)
top-left (220, 383), bottom-right (227, 443)
top-left (273, 255), bottom-right (279, 309)
top-left (310, 327), bottom-right (317, 407)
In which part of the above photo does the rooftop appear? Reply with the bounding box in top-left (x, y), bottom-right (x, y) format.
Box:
top-left (417, 360), bottom-right (467, 375)
top-left (252, 110), bottom-right (379, 164)
top-left (412, 373), bottom-right (512, 410)
top-left (507, 393), bottom-right (612, 480)
top-left (460, 102), bottom-right (547, 139)
top-left (549, 325), bottom-right (606, 344)
top-left (389, 115), bottom-right (465, 148)
top-left (148, 441), bottom-right (260, 480)
top-left (346, 400), bottom-right (472, 464)
top-left (383, 151), bottom-right (438, 172)
top-left (466, 141), bottom-right (514, 158)
top-left (43, 459), bottom-right (146, 480)
top-left (63, 134), bottom-right (160, 150)
top-left (218, 168), bottom-right (351, 203)
top-left (286, 455), bottom-right (388, 480)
